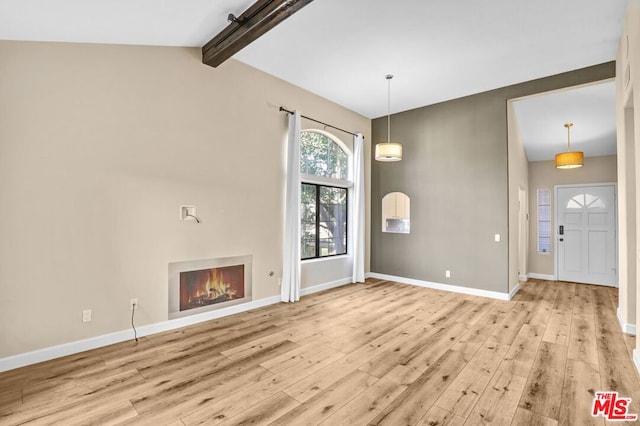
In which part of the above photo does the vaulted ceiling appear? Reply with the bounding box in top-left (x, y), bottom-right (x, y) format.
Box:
top-left (0, 0), bottom-right (626, 159)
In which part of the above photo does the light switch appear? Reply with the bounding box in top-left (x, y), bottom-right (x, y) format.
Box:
top-left (494, 234), bottom-right (501, 242)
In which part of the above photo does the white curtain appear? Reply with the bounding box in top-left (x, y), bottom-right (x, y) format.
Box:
top-left (352, 133), bottom-right (365, 283)
top-left (281, 111), bottom-right (301, 302)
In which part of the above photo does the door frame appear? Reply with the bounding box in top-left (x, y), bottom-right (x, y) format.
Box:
top-left (553, 182), bottom-right (618, 285)
top-left (518, 186), bottom-right (528, 280)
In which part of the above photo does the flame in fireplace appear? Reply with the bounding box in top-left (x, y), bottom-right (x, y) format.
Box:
top-left (180, 264), bottom-right (244, 311)
top-left (204, 269), bottom-right (237, 300)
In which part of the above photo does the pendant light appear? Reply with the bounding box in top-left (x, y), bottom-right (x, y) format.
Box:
top-left (555, 122), bottom-right (583, 169)
top-left (375, 74), bottom-right (403, 162)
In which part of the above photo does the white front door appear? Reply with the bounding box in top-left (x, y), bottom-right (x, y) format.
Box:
top-left (556, 184), bottom-right (617, 286)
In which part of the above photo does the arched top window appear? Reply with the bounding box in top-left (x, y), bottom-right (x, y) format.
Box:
top-left (299, 129), bottom-right (350, 260)
top-left (567, 193), bottom-right (606, 209)
top-left (300, 130), bottom-right (350, 180)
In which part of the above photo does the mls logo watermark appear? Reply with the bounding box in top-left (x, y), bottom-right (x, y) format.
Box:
top-left (591, 391), bottom-right (638, 421)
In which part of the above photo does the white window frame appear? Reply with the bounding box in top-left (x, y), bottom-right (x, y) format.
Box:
top-left (299, 129), bottom-right (353, 261)
top-left (537, 188), bottom-right (551, 254)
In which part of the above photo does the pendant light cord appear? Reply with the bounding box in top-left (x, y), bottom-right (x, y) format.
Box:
top-left (386, 74), bottom-right (393, 144)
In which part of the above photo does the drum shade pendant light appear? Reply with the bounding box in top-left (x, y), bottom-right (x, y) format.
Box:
top-left (375, 74), bottom-right (403, 162)
top-left (555, 122), bottom-right (583, 169)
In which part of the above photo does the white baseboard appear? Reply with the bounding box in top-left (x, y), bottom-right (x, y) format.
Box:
top-left (617, 307), bottom-right (637, 336)
top-left (634, 349), bottom-right (640, 376)
top-left (0, 294), bottom-right (281, 373)
top-left (0, 277), bottom-right (357, 373)
top-left (509, 283), bottom-right (520, 300)
top-left (519, 275), bottom-right (528, 282)
top-left (528, 273), bottom-right (555, 281)
top-left (300, 277), bottom-right (353, 296)
top-left (366, 272), bottom-right (511, 301)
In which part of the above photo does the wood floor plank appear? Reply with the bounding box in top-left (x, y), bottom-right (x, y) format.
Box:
top-left (567, 314), bottom-right (599, 366)
top-left (465, 370), bottom-right (526, 425)
top-left (258, 343), bottom-right (341, 374)
top-left (114, 367), bottom-right (273, 425)
top-left (598, 353), bottom-right (640, 420)
top-left (217, 391), bottom-right (299, 426)
top-left (552, 282), bottom-right (576, 311)
top-left (511, 280), bottom-right (543, 302)
top-left (180, 346), bottom-right (345, 425)
top-left (384, 321), bottom-right (469, 385)
top-left (558, 359), bottom-right (603, 426)
top-left (491, 302), bottom-right (531, 346)
top-left (572, 284), bottom-right (595, 317)
top-left (359, 317), bottom-right (455, 379)
top-left (0, 279), bottom-right (637, 426)
top-left (451, 303), bottom-right (513, 359)
top-left (270, 370), bottom-right (377, 426)
top-left (542, 309), bottom-right (572, 346)
top-left (0, 389), bottom-right (21, 413)
top-left (318, 376), bottom-right (406, 426)
top-left (525, 282), bottom-right (559, 327)
top-left (594, 289), bottom-right (633, 366)
top-left (282, 320), bottom-right (412, 403)
top-left (127, 343), bottom-right (289, 418)
top-left (518, 341), bottom-right (568, 420)
top-left (434, 337), bottom-right (509, 418)
top-left (456, 300), bottom-right (497, 326)
top-left (369, 350), bottom-right (468, 426)
top-left (416, 405), bottom-right (465, 426)
top-left (511, 408), bottom-right (558, 426)
top-left (499, 324), bottom-right (543, 378)
top-left (327, 314), bottom-right (415, 354)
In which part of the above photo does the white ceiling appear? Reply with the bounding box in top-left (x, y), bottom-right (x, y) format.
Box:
top-left (0, 0), bottom-right (625, 160)
top-left (512, 81), bottom-right (617, 162)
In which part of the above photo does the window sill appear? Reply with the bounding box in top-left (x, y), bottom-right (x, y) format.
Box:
top-left (302, 254), bottom-right (350, 264)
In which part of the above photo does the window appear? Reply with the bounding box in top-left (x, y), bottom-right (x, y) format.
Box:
top-left (567, 193), bottom-right (606, 209)
top-left (537, 189), bottom-right (551, 253)
top-left (300, 130), bottom-right (350, 260)
top-left (301, 184), bottom-right (347, 259)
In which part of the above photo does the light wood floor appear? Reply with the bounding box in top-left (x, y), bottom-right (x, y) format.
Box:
top-left (1, 278), bottom-right (639, 425)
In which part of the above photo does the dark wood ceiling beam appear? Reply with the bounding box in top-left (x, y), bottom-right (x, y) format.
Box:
top-left (202, 0), bottom-right (314, 68)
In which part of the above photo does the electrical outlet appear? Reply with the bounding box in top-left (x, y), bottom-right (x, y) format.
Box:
top-left (130, 298), bottom-right (138, 310)
top-left (445, 270), bottom-right (451, 278)
top-left (82, 309), bottom-right (92, 323)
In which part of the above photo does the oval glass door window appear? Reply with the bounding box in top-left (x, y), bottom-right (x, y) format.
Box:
top-left (382, 192), bottom-right (410, 233)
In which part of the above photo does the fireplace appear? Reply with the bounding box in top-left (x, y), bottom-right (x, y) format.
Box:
top-left (169, 255), bottom-right (252, 319)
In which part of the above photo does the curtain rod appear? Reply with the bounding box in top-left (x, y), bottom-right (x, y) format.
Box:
top-left (279, 107), bottom-right (364, 139)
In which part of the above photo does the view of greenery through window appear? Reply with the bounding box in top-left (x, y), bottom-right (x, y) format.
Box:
top-left (300, 131), bottom-right (348, 259)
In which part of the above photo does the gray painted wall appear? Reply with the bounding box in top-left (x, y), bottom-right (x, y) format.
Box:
top-left (371, 62), bottom-right (615, 294)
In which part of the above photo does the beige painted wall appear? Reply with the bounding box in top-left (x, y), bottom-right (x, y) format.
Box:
top-left (507, 102), bottom-right (529, 291)
top-left (527, 155), bottom-right (617, 276)
top-left (0, 41), bottom-right (371, 358)
top-left (616, 13), bottom-right (637, 329)
top-left (616, 1), bottom-right (640, 342)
